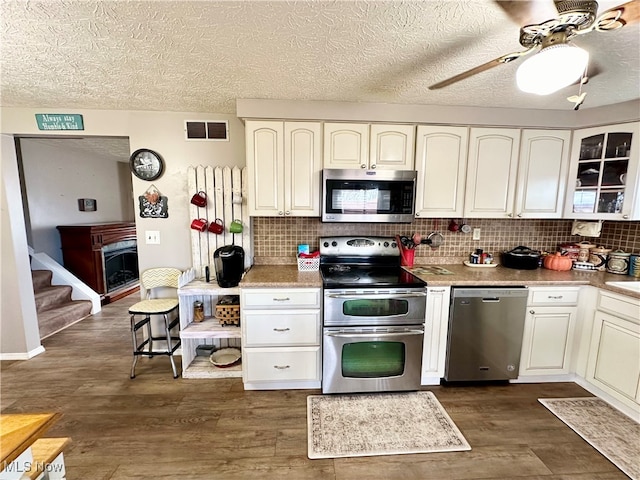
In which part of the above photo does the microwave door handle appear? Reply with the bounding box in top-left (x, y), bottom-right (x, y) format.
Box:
top-left (325, 293), bottom-right (427, 300)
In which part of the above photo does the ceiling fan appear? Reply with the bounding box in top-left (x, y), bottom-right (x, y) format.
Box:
top-left (429, 0), bottom-right (640, 95)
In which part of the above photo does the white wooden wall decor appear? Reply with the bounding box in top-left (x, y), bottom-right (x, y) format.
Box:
top-left (187, 166), bottom-right (252, 277)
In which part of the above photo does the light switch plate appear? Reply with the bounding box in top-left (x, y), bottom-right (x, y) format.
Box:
top-left (472, 228), bottom-right (481, 240)
top-left (145, 230), bottom-right (160, 244)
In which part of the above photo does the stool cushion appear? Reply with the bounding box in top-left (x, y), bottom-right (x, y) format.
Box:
top-left (129, 298), bottom-right (179, 315)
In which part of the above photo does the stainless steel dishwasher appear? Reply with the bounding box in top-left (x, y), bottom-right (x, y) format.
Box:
top-left (445, 287), bottom-right (528, 382)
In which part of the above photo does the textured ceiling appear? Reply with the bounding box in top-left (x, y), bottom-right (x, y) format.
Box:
top-left (1, 0), bottom-right (639, 114)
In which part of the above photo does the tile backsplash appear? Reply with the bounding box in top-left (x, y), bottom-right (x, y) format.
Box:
top-left (252, 217), bottom-right (640, 264)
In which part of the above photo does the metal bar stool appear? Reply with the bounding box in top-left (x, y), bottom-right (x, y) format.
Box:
top-left (129, 268), bottom-right (182, 378)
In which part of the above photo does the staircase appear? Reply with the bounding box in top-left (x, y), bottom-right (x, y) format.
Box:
top-left (32, 270), bottom-right (93, 340)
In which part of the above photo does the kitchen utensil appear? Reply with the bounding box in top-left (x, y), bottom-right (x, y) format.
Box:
top-left (501, 246), bottom-right (541, 270)
top-left (558, 243), bottom-right (580, 261)
top-left (629, 254), bottom-right (640, 277)
top-left (229, 219), bottom-right (243, 234)
top-left (607, 249), bottom-right (630, 275)
top-left (426, 231), bottom-right (443, 248)
top-left (412, 232), bottom-right (422, 245)
top-left (209, 347), bottom-right (241, 367)
top-left (213, 245), bottom-right (245, 287)
top-left (208, 218), bottom-right (224, 234)
top-left (463, 261), bottom-right (498, 268)
top-left (400, 248), bottom-right (415, 267)
top-left (190, 218), bottom-right (207, 232)
top-left (448, 219), bottom-right (459, 232)
top-left (190, 191), bottom-right (207, 207)
top-left (193, 300), bottom-right (205, 322)
top-left (573, 261), bottom-right (597, 272)
top-left (589, 246), bottom-right (612, 271)
top-left (577, 241), bottom-right (596, 262)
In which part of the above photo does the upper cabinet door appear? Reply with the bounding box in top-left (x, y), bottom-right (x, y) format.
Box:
top-left (414, 126), bottom-right (469, 218)
top-left (246, 121), bottom-right (284, 216)
top-left (564, 122), bottom-right (640, 220)
top-left (284, 122), bottom-right (322, 216)
top-left (323, 123), bottom-right (369, 169)
top-left (369, 124), bottom-right (415, 170)
top-left (464, 128), bottom-right (521, 218)
top-left (514, 130), bottom-right (571, 218)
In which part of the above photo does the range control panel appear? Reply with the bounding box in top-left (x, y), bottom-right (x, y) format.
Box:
top-left (319, 236), bottom-right (399, 257)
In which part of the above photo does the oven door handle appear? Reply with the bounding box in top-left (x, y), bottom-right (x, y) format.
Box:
top-left (325, 329), bottom-right (424, 338)
top-left (325, 292), bottom-right (427, 300)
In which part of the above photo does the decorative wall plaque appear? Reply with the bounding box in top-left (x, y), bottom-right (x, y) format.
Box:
top-left (138, 185), bottom-right (168, 218)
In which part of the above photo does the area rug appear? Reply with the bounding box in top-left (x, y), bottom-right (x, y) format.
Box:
top-left (307, 391), bottom-right (471, 459)
top-left (539, 397), bottom-right (640, 480)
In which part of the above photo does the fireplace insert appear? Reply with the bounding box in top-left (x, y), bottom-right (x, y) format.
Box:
top-left (103, 240), bottom-right (139, 293)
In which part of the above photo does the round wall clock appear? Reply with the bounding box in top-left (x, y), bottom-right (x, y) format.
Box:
top-left (129, 149), bottom-right (164, 181)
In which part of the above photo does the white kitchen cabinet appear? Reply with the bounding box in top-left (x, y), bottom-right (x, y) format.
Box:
top-left (241, 287), bottom-right (322, 390)
top-left (178, 280), bottom-right (242, 379)
top-left (564, 122), bottom-right (640, 220)
top-left (514, 130), bottom-right (572, 218)
top-left (519, 287), bottom-right (579, 378)
top-left (465, 128), bottom-right (571, 218)
top-left (246, 120), bottom-right (321, 217)
top-left (421, 286), bottom-right (451, 385)
top-left (323, 123), bottom-right (415, 170)
top-left (464, 128), bottom-right (521, 218)
top-left (585, 290), bottom-right (640, 409)
top-left (414, 126), bottom-right (469, 218)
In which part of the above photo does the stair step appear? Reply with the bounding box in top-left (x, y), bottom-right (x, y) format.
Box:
top-left (34, 285), bottom-right (73, 313)
top-left (32, 269), bottom-right (53, 292)
top-left (38, 300), bottom-right (92, 339)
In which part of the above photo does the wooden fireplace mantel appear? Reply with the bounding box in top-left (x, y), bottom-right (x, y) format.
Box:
top-left (57, 222), bottom-right (140, 304)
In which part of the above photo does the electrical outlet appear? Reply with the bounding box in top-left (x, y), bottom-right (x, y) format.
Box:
top-left (145, 230), bottom-right (160, 244)
top-left (472, 228), bottom-right (481, 240)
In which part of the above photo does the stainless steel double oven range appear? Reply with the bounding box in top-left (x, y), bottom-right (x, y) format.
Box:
top-left (320, 236), bottom-right (427, 394)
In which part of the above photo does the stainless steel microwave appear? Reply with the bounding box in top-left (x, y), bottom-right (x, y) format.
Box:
top-left (321, 169), bottom-right (417, 223)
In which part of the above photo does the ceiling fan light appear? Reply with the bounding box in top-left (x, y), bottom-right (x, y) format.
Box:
top-left (516, 44), bottom-right (589, 95)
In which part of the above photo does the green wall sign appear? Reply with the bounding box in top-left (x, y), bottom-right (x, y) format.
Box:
top-left (35, 114), bottom-right (84, 131)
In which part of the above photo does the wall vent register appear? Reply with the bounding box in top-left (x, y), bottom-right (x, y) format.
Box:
top-left (185, 121), bottom-right (229, 141)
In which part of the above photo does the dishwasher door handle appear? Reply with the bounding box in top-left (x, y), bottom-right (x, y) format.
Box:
top-left (482, 297), bottom-right (501, 302)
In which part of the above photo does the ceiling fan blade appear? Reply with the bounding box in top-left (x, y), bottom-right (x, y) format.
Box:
top-left (495, 0), bottom-right (558, 25)
top-left (429, 48), bottom-right (537, 90)
top-left (596, 0), bottom-right (640, 30)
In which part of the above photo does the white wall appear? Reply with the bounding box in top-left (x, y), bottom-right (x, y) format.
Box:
top-left (126, 111), bottom-right (245, 273)
top-left (20, 138), bottom-right (134, 264)
top-left (1, 134), bottom-right (43, 358)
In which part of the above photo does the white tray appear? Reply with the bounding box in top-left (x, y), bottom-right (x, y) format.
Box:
top-left (463, 261), bottom-right (499, 268)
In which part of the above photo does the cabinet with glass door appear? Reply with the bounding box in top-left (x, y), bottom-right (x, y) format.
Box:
top-left (565, 122), bottom-right (640, 220)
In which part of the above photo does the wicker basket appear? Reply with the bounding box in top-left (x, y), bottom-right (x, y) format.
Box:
top-left (214, 296), bottom-right (240, 326)
top-left (297, 256), bottom-right (319, 272)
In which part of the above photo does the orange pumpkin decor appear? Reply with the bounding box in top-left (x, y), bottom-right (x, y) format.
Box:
top-left (544, 252), bottom-right (574, 271)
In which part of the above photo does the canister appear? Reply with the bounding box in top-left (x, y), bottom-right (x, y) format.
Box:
top-left (589, 246), bottom-right (611, 271)
top-left (629, 254), bottom-right (640, 277)
top-left (576, 241), bottom-right (595, 262)
top-left (558, 243), bottom-right (580, 261)
top-left (606, 249), bottom-right (630, 275)
top-left (193, 300), bottom-right (205, 322)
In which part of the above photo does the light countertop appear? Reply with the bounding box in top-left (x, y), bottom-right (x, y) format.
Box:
top-left (239, 263), bottom-right (640, 299)
top-left (0, 413), bottom-right (60, 466)
top-left (240, 264), bottom-right (322, 288)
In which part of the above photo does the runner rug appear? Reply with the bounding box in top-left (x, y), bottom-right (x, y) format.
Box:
top-left (307, 390), bottom-right (471, 459)
top-left (539, 397), bottom-right (640, 480)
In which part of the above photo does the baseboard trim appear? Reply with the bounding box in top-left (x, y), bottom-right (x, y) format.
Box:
top-left (0, 345), bottom-right (45, 360)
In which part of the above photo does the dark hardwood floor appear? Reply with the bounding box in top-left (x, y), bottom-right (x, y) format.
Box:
top-left (1, 294), bottom-right (628, 480)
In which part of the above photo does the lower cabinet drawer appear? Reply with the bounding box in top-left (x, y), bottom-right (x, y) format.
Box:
top-left (243, 310), bottom-right (320, 346)
top-left (529, 288), bottom-right (580, 306)
top-left (243, 347), bottom-right (320, 383)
